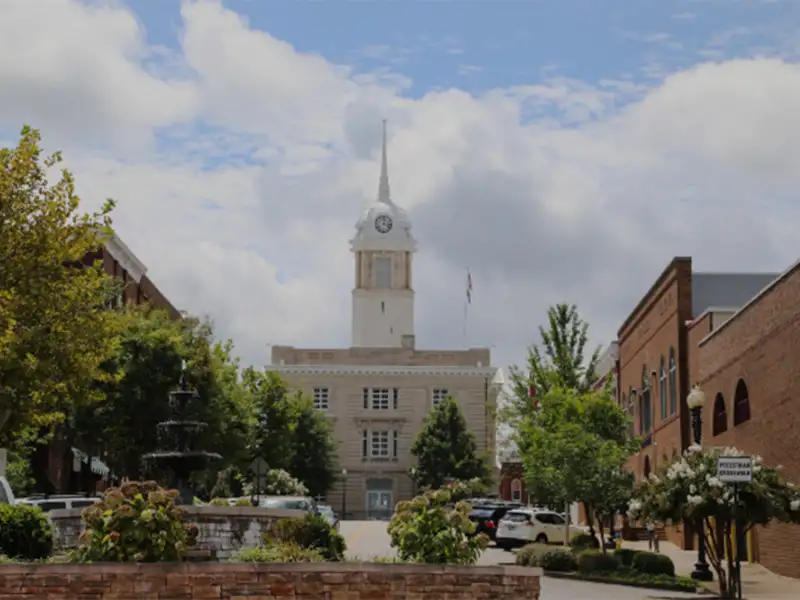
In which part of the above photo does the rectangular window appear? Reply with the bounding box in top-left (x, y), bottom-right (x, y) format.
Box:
top-left (362, 431), bottom-right (368, 458)
top-left (393, 431), bottom-right (398, 457)
top-left (370, 388), bottom-right (390, 410)
top-left (375, 257), bottom-right (392, 288)
top-left (363, 388), bottom-right (369, 409)
top-left (392, 388), bottom-right (399, 410)
top-left (312, 387), bottom-right (329, 411)
top-left (371, 430), bottom-right (390, 457)
top-left (432, 389), bottom-right (449, 405)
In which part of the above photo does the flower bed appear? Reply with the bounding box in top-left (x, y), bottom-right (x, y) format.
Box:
top-left (0, 562), bottom-right (542, 599)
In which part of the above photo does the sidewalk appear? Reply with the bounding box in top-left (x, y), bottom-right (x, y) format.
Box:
top-left (623, 540), bottom-right (799, 600)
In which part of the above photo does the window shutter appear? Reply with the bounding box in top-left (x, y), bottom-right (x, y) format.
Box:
top-left (363, 388), bottom-right (369, 409)
top-left (392, 388), bottom-right (399, 409)
top-left (362, 431), bottom-right (368, 457)
top-left (393, 431), bottom-right (398, 457)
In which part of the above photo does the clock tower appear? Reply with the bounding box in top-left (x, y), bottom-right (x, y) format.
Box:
top-left (350, 121), bottom-right (417, 348)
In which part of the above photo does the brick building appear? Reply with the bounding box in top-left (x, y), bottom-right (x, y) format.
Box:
top-left (41, 232), bottom-right (180, 493)
top-left (498, 451), bottom-right (525, 503)
top-left (687, 258), bottom-right (800, 579)
top-left (617, 257), bottom-right (777, 548)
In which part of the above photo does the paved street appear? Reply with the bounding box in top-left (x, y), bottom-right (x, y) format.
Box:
top-left (340, 521), bottom-right (703, 600)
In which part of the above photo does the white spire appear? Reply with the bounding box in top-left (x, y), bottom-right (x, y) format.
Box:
top-left (377, 119), bottom-right (391, 204)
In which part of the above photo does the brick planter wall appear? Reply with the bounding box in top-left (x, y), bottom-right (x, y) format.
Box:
top-left (0, 562), bottom-right (541, 599)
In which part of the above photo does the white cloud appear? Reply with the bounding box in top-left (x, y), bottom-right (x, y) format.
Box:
top-left (2, 0), bottom-right (800, 372)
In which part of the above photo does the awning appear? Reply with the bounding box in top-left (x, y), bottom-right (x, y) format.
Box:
top-left (71, 448), bottom-right (110, 476)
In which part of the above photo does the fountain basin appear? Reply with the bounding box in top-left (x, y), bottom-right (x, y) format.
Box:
top-left (50, 505), bottom-right (308, 560)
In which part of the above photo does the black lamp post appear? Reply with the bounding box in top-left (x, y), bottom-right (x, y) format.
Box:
top-left (687, 384), bottom-right (713, 582)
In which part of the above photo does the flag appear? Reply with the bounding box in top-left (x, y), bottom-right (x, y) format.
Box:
top-left (466, 270), bottom-right (473, 304)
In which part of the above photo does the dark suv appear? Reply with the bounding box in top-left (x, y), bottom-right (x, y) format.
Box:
top-left (468, 502), bottom-right (513, 540)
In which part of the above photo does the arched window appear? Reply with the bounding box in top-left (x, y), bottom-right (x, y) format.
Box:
top-left (733, 379), bottom-right (751, 426)
top-left (668, 348), bottom-right (677, 415)
top-left (659, 356), bottom-right (667, 421)
top-left (643, 456), bottom-right (651, 479)
top-left (640, 365), bottom-right (651, 433)
top-left (712, 393), bottom-right (728, 436)
top-left (511, 479), bottom-right (522, 502)
top-left (627, 387), bottom-right (635, 436)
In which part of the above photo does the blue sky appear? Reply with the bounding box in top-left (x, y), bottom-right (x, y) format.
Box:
top-left (3, 0), bottom-right (800, 369)
top-left (129, 0), bottom-right (799, 99)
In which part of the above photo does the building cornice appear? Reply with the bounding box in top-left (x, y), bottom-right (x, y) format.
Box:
top-left (103, 232), bottom-right (148, 284)
top-left (267, 364), bottom-right (500, 378)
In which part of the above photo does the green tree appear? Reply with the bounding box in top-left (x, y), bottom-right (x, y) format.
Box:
top-left (507, 304), bottom-right (601, 421)
top-left (517, 387), bottom-right (637, 542)
top-left (411, 398), bottom-right (491, 490)
top-left (289, 395), bottom-right (338, 499)
top-left (0, 126), bottom-right (121, 444)
top-left (248, 371), bottom-right (298, 472)
top-left (73, 307), bottom-right (251, 487)
top-left (248, 371), bottom-right (338, 498)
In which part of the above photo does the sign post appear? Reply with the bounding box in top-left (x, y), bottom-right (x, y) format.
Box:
top-left (717, 456), bottom-right (753, 600)
top-left (249, 457), bottom-right (269, 507)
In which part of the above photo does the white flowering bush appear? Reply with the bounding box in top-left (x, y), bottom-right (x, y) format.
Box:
top-left (242, 469), bottom-right (309, 497)
top-left (628, 444), bottom-right (800, 598)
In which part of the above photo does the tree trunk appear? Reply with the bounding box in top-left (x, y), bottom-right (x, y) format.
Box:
top-left (31, 442), bottom-right (56, 494)
top-left (597, 513), bottom-right (607, 554)
top-left (724, 520), bottom-right (737, 599)
top-left (583, 503), bottom-right (595, 536)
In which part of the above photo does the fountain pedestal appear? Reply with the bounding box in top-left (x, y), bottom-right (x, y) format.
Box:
top-left (143, 370), bottom-right (221, 504)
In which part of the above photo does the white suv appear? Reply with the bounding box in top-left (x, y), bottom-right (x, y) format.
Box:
top-left (495, 508), bottom-right (588, 550)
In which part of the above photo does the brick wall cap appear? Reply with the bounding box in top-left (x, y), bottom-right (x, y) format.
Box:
top-left (50, 505), bottom-right (307, 519)
top-left (0, 561), bottom-right (542, 577)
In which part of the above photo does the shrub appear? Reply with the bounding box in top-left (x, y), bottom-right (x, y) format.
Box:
top-left (388, 485), bottom-right (489, 565)
top-left (235, 497), bottom-right (253, 507)
top-left (244, 469), bottom-right (308, 496)
top-left (209, 498), bottom-right (229, 507)
top-left (613, 547), bottom-right (643, 567)
top-left (235, 542), bottom-right (324, 563)
top-left (539, 548), bottom-right (578, 572)
top-left (632, 551), bottom-right (675, 576)
top-left (267, 513), bottom-right (346, 561)
top-left (70, 481), bottom-right (199, 563)
top-left (569, 532), bottom-right (600, 551)
top-left (515, 543), bottom-right (551, 567)
top-left (576, 549), bottom-right (619, 573)
top-left (0, 503), bottom-right (53, 560)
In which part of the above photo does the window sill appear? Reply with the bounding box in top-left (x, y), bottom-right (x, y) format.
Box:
top-left (362, 457), bottom-right (399, 463)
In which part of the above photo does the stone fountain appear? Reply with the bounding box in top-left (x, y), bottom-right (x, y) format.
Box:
top-left (143, 362), bottom-right (222, 504)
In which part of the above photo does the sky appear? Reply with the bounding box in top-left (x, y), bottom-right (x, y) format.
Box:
top-left (2, 0), bottom-right (800, 374)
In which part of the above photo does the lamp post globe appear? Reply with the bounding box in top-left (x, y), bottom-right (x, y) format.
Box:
top-left (686, 385), bottom-right (706, 410)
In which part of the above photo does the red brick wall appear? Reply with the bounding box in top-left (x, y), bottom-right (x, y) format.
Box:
top-left (0, 562), bottom-right (541, 600)
top-left (618, 258), bottom-right (694, 549)
top-left (694, 262), bottom-right (800, 578)
top-left (498, 462), bottom-right (525, 502)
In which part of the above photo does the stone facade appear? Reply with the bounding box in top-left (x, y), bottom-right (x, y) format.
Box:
top-left (0, 562), bottom-right (542, 600)
top-left (51, 506), bottom-right (305, 560)
top-left (271, 345), bottom-right (501, 519)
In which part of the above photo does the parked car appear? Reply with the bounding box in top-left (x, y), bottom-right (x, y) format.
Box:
top-left (467, 505), bottom-right (510, 540)
top-left (495, 508), bottom-right (588, 550)
top-left (316, 503), bottom-right (340, 530)
top-left (16, 494), bottom-right (100, 513)
top-left (257, 495), bottom-right (318, 514)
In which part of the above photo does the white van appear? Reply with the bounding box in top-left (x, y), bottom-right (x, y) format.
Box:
top-left (16, 495), bottom-right (100, 513)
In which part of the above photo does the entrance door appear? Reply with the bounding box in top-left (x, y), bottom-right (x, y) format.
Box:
top-left (366, 490), bottom-right (393, 520)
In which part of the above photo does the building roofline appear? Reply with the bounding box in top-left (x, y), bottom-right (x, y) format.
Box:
top-left (687, 306), bottom-right (740, 328)
top-left (267, 364), bottom-right (499, 377)
top-left (699, 261), bottom-right (799, 347)
top-left (618, 257), bottom-right (691, 340)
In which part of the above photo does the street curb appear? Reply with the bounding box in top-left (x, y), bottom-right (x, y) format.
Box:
top-left (542, 570), bottom-right (707, 594)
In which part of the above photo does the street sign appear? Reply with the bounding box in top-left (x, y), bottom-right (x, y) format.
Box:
top-left (717, 456), bottom-right (753, 483)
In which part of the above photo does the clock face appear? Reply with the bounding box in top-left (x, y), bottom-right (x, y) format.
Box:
top-left (375, 214), bottom-right (393, 234)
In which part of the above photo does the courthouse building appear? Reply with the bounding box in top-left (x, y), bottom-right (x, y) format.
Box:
top-left (269, 124), bottom-right (502, 519)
